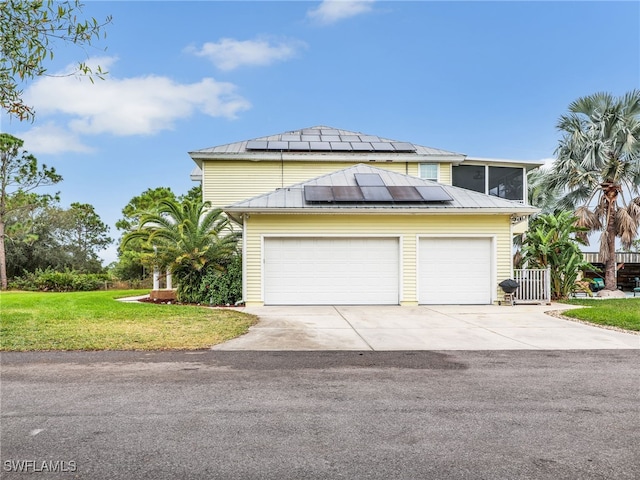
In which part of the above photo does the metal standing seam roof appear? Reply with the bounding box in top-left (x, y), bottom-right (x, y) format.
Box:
top-left (189, 126), bottom-right (465, 159)
top-left (224, 164), bottom-right (540, 215)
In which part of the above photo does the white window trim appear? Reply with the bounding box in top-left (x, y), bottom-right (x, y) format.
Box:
top-left (419, 163), bottom-right (439, 182)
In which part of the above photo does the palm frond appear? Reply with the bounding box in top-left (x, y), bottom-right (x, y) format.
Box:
top-left (574, 205), bottom-right (601, 231)
top-left (616, 205), bottom-right (640, 249)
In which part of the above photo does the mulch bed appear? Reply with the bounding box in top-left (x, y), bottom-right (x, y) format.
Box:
top-left (137, 297), bottom-right (243, 308)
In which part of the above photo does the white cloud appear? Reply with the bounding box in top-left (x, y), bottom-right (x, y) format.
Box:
top-left (308, 0), bottom-right (375, 25)
top-left (187, 37), bottom-right (306, 71)
top-left (23, 56), bottom-right (251, 138)
top-left (20, 122), bottom-right (94, 155)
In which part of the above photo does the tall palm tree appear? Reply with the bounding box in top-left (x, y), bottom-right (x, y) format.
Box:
top-left (527, 167), bottom-right (562, 214)
top-left (546, 90), bottom-right (640, 292)
top-left (122, 199), bottom-right (240, 302)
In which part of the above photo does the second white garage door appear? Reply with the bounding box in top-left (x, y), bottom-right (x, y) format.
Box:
top-left (419, 237), bottom-right (493, 304)
top-left (264, 237), bottom-right (400, 305)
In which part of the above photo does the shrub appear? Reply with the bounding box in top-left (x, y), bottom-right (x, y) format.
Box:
top-left (9, 268), bottom-right (110, 292)
top-left (197, 254), bottom-right (243, 305)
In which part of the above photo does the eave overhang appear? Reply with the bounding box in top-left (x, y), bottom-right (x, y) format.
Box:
top-left (189, 151), bottom-right (466, 167)
top-left (225, 206), bottom-right (540, 225)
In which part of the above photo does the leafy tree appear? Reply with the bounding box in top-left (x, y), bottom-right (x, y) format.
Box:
top-left (521, 211), bottom-right (596, 300)
top-left (114, 187), bottom-right (177, 281)
top-left (115, 187), bottom-right (177, 232)
top-left (546, 90), bottom-right (640, 292)
top-left (1, 0), bottom-right (111, 120)
top-left (5, 197), bottom-right (63, 276)
top-left (57, 202), bottom-right (112, 272)
top-left (0, 133), bottom-right (61, 289)
top-left (5, 200), bottom-right (111, 276)
top-left (182, 185), bottom-right (202, 204)
top-left (122, 199), bottom-right (239, 303)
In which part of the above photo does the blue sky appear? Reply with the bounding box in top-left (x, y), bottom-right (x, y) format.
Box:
top-left (1, 0), bottom-right (639, 264)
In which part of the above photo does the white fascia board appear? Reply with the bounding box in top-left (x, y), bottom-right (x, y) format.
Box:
top-left (190, 151), bottom-right (465, 163)
top-left (224, 206), bottom-right (540, 216)
top-left (188, 153), bottom-right (203, 168)
top-left (463, 156), bottom-right (545, 170)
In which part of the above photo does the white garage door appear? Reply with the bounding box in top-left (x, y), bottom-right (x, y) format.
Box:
top-left (419, 237), bottom-right (492, 304)
top-left (264, 237), bottom-right (399, 305)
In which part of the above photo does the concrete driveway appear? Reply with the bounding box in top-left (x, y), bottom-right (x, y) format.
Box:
top-left (215, 304), bottom-right (640, 351)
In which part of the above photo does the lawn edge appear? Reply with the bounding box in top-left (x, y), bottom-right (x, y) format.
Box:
top-left (546, 309), bottom-right (640, 336)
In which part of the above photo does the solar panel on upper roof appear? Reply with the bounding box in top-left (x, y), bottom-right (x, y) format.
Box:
top-left (330, 142), bottom-right (352, 151)
top-left (371, 142), bottom-right (396, 152)
top-left (361, 186), bottom-right (394, 202)
top-left (246, 140), bottom-right (268, 150)
top-left (415, 186), bottom-right (453, 202)
top-left (321, 135), bottom-right (341, 142)
top-left (301, 135), bottom-right (321, 141)
top-left (355, 173), bottom-right (386, 186)
top-left (309, 142), bottom-right (332, 151)
top-left (289, 141), bottom-right (310, 150)
top-left (332, 186), bottom-right (364, 201)
top-left (391, 142), bottom-right (417, 152)
top-left (304, 186), bottom-right (333, 202)
top-left (321, 129), bottom-right (340, 135)
top-left (349, 142), bottom-right (373, 151)
top-left (267, 141), bottom-right (288, 150)
top-left (281, 134), bottom-right (300, 141)
top-left (387, 186), bottom-right (423, 201)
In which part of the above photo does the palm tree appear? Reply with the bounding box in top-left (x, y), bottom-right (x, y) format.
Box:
top-left (546, 90), bottom-right (640, 292)
top-left (527, 168), bottom-right (562, 214)
top-left (122, 199), bottom-right (240, 302)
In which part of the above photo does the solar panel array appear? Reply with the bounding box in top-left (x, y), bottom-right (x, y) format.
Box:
top-left (246, 128), bottom-right (417, 153)
top-left (304, 174), bottom-right (453, 204)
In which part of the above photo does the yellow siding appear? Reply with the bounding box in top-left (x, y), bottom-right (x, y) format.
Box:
top-left (203, 160), bottom-right (425, 207)
top-left (282, 161), bottom-right (408, 185)
top-left (243, 213), bottom-right (512, 306)
top-left (203, 161), bottom-right (283, 207)
top-left (439, 163), bottom-right (452, 185)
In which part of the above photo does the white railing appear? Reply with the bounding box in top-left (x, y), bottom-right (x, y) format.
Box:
top-left (512, 268), bottom-right (551, 304)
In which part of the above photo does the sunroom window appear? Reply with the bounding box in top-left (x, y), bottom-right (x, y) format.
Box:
top-left (452, 165), bottom-right (485, 193)
top-left (452, 165), bottom-right (525, 202)
top-left (488, 167), bottom-right (523, 201)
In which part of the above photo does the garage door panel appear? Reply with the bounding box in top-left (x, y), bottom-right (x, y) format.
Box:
top-left (419, 238), bottom-right (492, 304)
top-left (264, 237), bottom-right (399, 305)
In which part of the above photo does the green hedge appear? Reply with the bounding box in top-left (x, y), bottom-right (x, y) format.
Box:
top-left (9, 268), bottom-right (111, 292)
top-left (197, 254), bottom-right (243, 305)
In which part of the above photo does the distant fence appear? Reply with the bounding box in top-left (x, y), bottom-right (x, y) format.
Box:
top-left (513, 268), bottom-right (551, 304)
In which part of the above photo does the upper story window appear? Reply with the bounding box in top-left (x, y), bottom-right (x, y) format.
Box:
top-left (452, 165), bottom-right (485, 193)
top-left (452, 165), bottom-right (525, 202)
top-left (419, 163), bottom-right (439, 182)
top-left (488, 166), bottom-right (523, 201)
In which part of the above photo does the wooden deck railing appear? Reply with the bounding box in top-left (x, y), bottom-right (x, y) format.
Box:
top-left (512, 268), bottom-right (551, 304)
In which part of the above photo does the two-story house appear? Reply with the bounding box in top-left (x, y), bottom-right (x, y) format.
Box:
top-left (189, 126), bottom-right (541, 306)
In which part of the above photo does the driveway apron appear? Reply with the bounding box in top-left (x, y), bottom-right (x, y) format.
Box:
top-left (212, 304), bottom-right (640, 351)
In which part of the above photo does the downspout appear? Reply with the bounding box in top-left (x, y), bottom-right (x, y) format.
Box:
top-left (241, 214), bottom-right (248, 304)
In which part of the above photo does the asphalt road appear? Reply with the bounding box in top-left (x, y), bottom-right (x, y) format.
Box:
top-left (1, 350), bottom-right (639, 479)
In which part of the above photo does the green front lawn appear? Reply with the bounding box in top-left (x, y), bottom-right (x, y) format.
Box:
top-left (0, 290), bottom-right (256, 351)
top-left (561, 298), bottom-right (640, 332)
